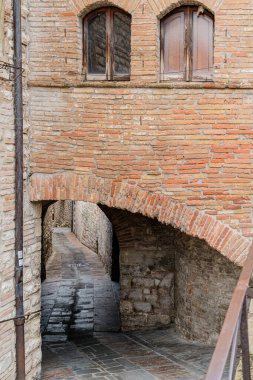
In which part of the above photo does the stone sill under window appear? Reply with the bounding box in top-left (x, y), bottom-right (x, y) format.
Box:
top-left (28, 80), bottom-right (253, 90)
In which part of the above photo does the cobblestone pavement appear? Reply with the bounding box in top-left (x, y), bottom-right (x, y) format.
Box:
top-left (41, 228), bottom-right (216, 380)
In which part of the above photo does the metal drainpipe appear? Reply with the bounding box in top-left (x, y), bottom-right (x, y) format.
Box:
top-left (13, 0), bottom-right (25, 379)
top-left (71, 201), bottom-right (74, 232)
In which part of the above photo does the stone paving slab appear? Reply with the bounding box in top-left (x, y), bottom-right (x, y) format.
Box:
top-left (42, 330), bottom-right (215, 380)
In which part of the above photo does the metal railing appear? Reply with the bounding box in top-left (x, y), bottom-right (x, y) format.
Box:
top-left (205, 243), bottom-right (253, 380)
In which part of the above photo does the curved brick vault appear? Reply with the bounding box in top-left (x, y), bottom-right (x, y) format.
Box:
top-left (29, 173), bottom-right (251, 265)
top-left (68, 0), bottom-right (218, 17)
top-left (69, 0), bottom-right (139, 16)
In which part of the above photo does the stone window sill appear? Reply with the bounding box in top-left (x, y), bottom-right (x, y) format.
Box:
top-left (28, 79), bottom-right (253, 90)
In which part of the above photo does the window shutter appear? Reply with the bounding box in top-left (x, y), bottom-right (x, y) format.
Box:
top-left (161, 11), bottom-right (185, 80)
top-left (87, 12), bottom-right (107, 77)
top-left (84, 8), bottom-right (131, 81)
top-left (192, 12), bottom-right (213, 81)
top-left (113, 11), bottom-right (131, 77)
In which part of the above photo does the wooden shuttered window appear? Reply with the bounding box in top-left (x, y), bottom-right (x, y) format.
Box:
top-left (161, 11), bottom-right (185, 80)
top-left (192, 11), bottom-right (213, 81)
top-left (83, 7), bottom-right (131, 81)
top-left (161, 6), bottom-right (214, 82)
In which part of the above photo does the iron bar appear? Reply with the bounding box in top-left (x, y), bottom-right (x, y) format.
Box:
top-left (240, 297), bottom-right (251, 380)
top-left (0, 309), bottom-right (41, 325)
top-left (228, 316), bottom-right (240, 380)
top-left (13, 0), bottom-right (25, 379)
top-left (205, 243), bottom-right (253, 380)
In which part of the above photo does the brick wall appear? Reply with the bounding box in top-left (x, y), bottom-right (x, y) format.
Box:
top-left (28, 85), bottom-right (253, 243)
top-left (28, 0), bottom-right (253, 254)
top-left (73, 201), bottom-right (113, 275)
top-left (28, 0), bottom-right (253, 85)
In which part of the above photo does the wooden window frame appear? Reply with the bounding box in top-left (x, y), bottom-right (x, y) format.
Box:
top-left (160, 6), bottom-right (214, 82)
top-left (83, 7), bottom-right (131, 81)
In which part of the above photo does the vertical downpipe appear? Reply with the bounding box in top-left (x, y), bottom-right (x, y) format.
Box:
top-left (71, 201), bottom-right (74, 232)
top-left (13, 0), bottom-right (25, 379)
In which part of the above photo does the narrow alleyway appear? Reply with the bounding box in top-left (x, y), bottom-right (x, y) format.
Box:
top-left (41, 228), bottom-right (217, 380)
top-left (41, 228), bottom-right (120, 340)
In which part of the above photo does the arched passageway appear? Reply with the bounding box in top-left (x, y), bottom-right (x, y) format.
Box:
top-left (40, 200), bottom-right (240, 379)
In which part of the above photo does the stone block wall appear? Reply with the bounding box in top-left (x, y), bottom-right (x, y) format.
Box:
top-left (0, 0), bottom-right (4, 53)
top-left (102, 207), bottom-right (240, 343)
top-left (73, 202), bottom-right (113, 276)
top-left (23, 195), bottom-right (42, 379)
top-left (42, 201), bottom-right (72, 278)
top-left (0, 0), bottom-right (17, 377)
top-left (0, 1), bottom-right (15, 373)
top-left (117, 212), bottom-right (175, 331)
top-left (0, 0), bottom-right (42, 378)
top-left (174, 230), bottom-right (240, 344)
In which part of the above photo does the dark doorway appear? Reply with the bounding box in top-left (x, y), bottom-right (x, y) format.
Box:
top-left (111, 228), bottom-right (120, 282)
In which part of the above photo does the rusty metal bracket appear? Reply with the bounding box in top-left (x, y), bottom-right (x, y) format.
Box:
top-left (14, 317), bottom-right (25, 326)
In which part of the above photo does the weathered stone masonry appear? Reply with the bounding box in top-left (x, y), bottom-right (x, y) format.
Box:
top-left (0, 1), bottom-right (16, 371)
top-left (73, 201), bottom-right (113, 275)
top-left (101, 207), bottom-right (240, 344)
top-left (42, 201), bottom-right (72, 278)
top-left (0, 1), bottom-right (41, 379)
top-left (102, 207), bottom-right (176, 333)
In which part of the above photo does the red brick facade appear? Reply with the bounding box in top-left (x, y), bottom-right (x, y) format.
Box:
top-left (28, 0), bottom-right (253, 263)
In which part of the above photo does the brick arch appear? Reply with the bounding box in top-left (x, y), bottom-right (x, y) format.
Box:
top-left (29, 172), bottom-right (251, 266)
top-left (152, 0), bottom-right (216, 18)
top-left (69, 0), bottom-right (139, 17)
